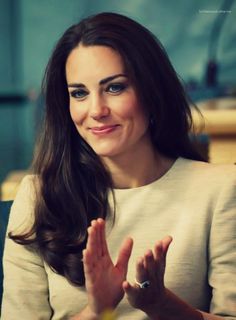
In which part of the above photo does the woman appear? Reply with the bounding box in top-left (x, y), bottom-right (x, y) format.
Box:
top-left (1, 12), bottom-right (236, 320)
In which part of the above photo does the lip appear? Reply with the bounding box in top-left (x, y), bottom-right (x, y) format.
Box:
top-left (89, 124), bottom-right (120, 135)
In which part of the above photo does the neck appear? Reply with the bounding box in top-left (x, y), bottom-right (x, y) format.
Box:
top-left (101, 142), bottom-right (175, 189)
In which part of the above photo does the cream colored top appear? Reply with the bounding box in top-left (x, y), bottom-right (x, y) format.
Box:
top-left (1, 158), bottom-right (236, 319)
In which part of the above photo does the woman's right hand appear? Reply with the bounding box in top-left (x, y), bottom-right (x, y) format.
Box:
top-left (83, 218), bottom-right (133, 316)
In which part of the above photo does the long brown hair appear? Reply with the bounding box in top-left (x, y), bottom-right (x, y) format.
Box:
top-left (10, 12), bottom-right (204, 286)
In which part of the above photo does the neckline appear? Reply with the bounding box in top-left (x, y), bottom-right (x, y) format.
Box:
top-left (113, 157), bottom-right (182, 193)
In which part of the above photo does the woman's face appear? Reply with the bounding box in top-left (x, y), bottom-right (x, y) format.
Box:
top-left (66, 44), bottom-right (150, 159)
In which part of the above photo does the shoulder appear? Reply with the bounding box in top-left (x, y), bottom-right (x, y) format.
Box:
top-left (11, 174), bottom-right (39, 212)
top-left (16, 174), bottom-right (39, 196)
top-left (172, 158), bottom-right (236, 205)
top-left (177, 157), bottom-right (236, 184)
top-left (7, 174), bottom-right (39, 233)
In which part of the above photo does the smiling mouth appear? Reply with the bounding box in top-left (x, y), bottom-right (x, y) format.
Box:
top-left (90, 125), bottom-right (120, 135)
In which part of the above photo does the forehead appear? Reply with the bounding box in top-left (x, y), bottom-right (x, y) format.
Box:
top-left (65, 45), bottom-right (126, 83)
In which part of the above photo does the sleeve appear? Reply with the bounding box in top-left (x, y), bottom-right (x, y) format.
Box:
top-left (1, 175), bottom-right (53, 320)
top-left (206, 170), bottom-right (236, 319)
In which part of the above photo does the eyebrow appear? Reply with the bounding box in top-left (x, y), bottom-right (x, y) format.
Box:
top-left (67, 73), bottom-right (128, 88)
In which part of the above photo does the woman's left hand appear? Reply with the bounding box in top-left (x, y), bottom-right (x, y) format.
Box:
top-left (122, 236), bottom-right (172, 318)
top-left (83, 218), bottom-right (133, 316)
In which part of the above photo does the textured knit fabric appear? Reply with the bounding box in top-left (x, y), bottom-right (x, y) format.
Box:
top-left (1, 157), bottom-right (236, 319)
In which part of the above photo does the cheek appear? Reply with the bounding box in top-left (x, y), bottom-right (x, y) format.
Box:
top-left (69, 103), bottom-right (85, 126)
top-left (117, 97), bottom-right (148, 127)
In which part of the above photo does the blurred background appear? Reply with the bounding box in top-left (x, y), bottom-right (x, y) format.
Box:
top-left (0, 0), bottom-right (236, 199)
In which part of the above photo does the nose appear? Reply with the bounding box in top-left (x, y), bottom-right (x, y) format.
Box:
top-left (89, 94), bottom-right (110, 120)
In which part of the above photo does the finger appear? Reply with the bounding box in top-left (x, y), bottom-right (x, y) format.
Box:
top-left (161, 236), bottom-right (173, 258)
top-left (83, 249), bottom-right (97, 286)
top-left (143, 249), bottom-right (155, 275)
top-left (87, 225), bottom-right (96, 250)
top-left (86, 226), bottom-right (92, 249)
top-left (83, 249), bottom-right (94, 275)
top-left (91, 220), bottom-right (98, 247)
top-left (96, 218), bottom-right (105, 257)
top-left (98, 218), bottom-right (110, 256)
top-left (153, 240), bottom-right (163, 262)
top-left (86, 223), bottom-right (100, 264)
top-left (116, 237), bottom-right (133, 274)
top-left (135, 256), bottom-right (148, 284)
top-left (92, 220), bottom-right (102, 258)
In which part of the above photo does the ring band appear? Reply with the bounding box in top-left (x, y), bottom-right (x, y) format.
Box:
top-left (135, 279), bottom-right (150, 289)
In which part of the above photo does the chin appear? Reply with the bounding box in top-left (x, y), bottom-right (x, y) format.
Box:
top-left (94, 150), bottom-right (118, 158)
top-left (91, 146), bottom-right (121, 158)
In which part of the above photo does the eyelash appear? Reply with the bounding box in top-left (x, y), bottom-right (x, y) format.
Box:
top-left (106, 83), bottom-right (127, 94)
top-left (70, 89), bottom-right (88, 100)
top-left (70, 82), bottom-right (128, 100)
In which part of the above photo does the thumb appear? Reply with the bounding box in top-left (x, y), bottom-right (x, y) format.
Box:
top-left (122, 280), bottom-right (136, 295)
top-left (116, 237), bottom-right (133, 274)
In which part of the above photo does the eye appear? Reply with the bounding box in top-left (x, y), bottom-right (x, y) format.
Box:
top-left (70, 89), bottom-right (88, 100)
top-left (106, 83), bottom-right (127, 94)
